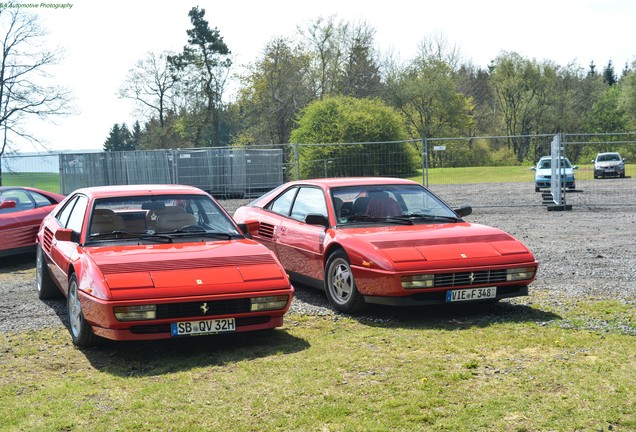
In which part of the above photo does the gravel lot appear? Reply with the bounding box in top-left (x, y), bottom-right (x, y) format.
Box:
top-left (1, 182), bottom-right (634, 335)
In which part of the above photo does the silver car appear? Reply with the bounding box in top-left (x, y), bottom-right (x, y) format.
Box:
top-left (593, 152), bottom-right (626, 179)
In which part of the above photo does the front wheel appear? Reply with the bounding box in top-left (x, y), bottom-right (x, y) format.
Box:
top-left (36, 244), bottom-right (61, 299)
top-left (67, 274), bottom-right (97, 347)
top-left (324, 250), bottom-right (366, 313)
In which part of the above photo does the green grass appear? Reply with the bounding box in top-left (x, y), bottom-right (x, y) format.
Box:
top-left (1, 293), bottom-right (634, 431)
top-left (4, 164), bottom-right (635, 193)
top-left (1, 172), bottom-right (61, 193)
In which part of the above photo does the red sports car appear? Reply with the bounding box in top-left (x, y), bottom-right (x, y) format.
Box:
top-left (36, 184), bottom-right (293, 346)
top-left (1, 186), bottom-right (65, 258)
top-left (233, 177), bottom-right (538, 313)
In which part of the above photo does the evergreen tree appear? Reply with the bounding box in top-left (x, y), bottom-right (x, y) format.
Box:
top-left (603, 60), bottom-right (617, 86)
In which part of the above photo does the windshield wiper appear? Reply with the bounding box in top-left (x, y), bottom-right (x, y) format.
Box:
top-left (398, 213), bottom-right (461, 222)
top-left (89, 230), bottom-right (174, 244)
top-left (345, 214), bottom-right (413, 225)
top-left (168, 231), bottom-right (235, 240)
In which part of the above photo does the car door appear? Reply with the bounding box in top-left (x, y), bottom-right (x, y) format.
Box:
top-left (275, 187), bottom-right (328, 282)
top-left (0, 189), bottom-right (47, 252)
top-left (44, 194), bottom-right (89, 291)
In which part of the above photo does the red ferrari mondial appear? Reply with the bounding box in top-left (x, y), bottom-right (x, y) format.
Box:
top-left (36, 185), bottom-right (293, 346)
top-left (0, 187), bottom-right (65, 258)
top-left (233, 177), bottom-right (538, 313)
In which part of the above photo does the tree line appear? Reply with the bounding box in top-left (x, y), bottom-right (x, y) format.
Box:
top-left (2, 5), bottom-right (633, 173)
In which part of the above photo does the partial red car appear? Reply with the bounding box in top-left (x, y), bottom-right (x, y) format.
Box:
top-left (0, 186), bottom-right (65, 258)
top-left (233, 177), bottom-right (538, 313)
top-left (36, 184), bottom-right (293, 346)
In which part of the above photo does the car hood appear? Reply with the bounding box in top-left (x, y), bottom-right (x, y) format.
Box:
top-left (338, 222), bottom-right (535, 271)
top-left (83, 240), bottom-right (288, 300)
top-left (535, 167), bottom-right (574, 176)
top-left (595, 161), bottom-right (622, 168)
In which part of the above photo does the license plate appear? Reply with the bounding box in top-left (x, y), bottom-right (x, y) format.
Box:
top-left (171, 318), bottom-right (236, 336)
top-left (446, 287), bottom-right (497, 302)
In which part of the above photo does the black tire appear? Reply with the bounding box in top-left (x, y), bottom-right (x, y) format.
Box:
top-left (534, 186), bottom-right (540, 192)
top-left (36, 244), bottom-right (61, 299)
top-left (324, 249), bottom-right (366, 313)
top-left (67, 273), bottom-right (97, 347)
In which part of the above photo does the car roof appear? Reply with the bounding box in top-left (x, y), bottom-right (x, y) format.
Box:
top-left (284, 177), bottom-right (419, 188)
top-left (70, 184), bottom-right (208, 199)
top-left (596, 152), bottom-right (620, 156)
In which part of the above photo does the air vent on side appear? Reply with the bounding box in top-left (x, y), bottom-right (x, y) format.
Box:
top-left (42, 228), bottom-right (54, 253)
top-left (258, 223), bottom-right (276, 240)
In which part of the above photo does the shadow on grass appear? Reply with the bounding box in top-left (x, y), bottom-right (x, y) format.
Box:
top-left (351, 300), bottom-right (562, 331)
top-left (293, 283), bottom-right (561, 330)
top-left (77, 329), bottom-right (310, 377)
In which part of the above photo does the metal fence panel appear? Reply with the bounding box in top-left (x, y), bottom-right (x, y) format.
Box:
top-left (3, 133), bottom-right (634, 210)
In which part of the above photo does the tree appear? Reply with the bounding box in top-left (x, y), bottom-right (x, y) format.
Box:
top-left (168, 6), bottom-right (232, 147)
top-left (235, 37), bottom-right (312, 146)
top-left (603, 60), bottom-right (617, 86)
top-left (0, 7), bottom-right (71, 183)
top-left (289, 96), bottom-right (418, 178)
top-left (384, 57), bottom-right (474, 140)
top-left (119, 51), bottom-right (177, 128)
top-left (103, 123), bottom-right (134, 151)
top-left (490, 52), bottom-right (559, 161)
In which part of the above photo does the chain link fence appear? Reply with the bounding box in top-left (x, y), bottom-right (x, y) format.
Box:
top-left (2, 133), bottom-right (635, 209)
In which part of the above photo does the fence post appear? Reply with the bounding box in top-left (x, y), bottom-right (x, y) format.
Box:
top-left (293, 143), bottom-right (300, 181)
top-left (422, 137), bottom-right (429, 187)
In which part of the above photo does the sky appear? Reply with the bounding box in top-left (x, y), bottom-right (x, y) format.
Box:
top-left (9, 0), bottom-right (636, 153)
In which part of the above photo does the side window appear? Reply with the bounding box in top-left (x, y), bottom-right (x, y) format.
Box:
top-left (290, 187), bottom-right (327, 221)
top-left (66, 195), bottom-right (88, 232)
top-left (269, 187), bottom-right (298, 216)
top-left (56, 196), bottom-right (79, 228)
top-left (29, 191), bottom-right (55, 207)
top-left (3, 189), bottom-right (34, 210)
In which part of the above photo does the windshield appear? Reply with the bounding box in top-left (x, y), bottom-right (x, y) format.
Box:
top-left (539, 158), bottom-right (572, 169)
top-left (88, 194), bottom-right (240, 241)
top-left (331, 184), bottom-right (458, 225)
top-left (598, 154), bottom-right (620, 162)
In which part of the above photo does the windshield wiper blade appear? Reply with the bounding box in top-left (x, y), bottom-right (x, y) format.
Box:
top-left (168, 231), bottom-right (235, 240)
top-left (345, 214), bottom-right (413, 225)
top-left (400, 213), bottom-right (461, 222)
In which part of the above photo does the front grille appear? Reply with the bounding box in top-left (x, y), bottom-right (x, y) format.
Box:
top-left (129, 316), bottom-right (272, 334)
top-left (434, 269), bottom-right (508, 287)
top-left (156, 298), bottom-right (252, 319)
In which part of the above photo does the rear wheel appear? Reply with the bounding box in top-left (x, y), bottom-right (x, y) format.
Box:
top-left (36, 244), bottom-right (61, 299)
top-left (324, 249), bottom-right (366, 313)
top-left (67, 274), bottom-right (97, 347)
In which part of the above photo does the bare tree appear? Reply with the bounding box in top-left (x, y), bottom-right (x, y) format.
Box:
top-left (0, 7), bottom-right (72, 165)
top-left (119, 51), bottom-right (176, 128)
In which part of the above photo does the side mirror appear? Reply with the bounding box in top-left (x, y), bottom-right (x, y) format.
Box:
top-left (0, 200), bottom-right (17, 210)
top-left (305, 214), bottom-right (329, 227)
top-left (530, 167), bottom-right (536, 171)
top-left (237, 220), bottom-right (259, 238)
top-left (54, 228), bottom-right (75, 242)
top-left (573, 165), bottom-right (579, 170)
top-left (454, 205), bottom-right (472, 218)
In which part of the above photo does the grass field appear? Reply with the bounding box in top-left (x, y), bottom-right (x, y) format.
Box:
top-left (1, 292), bottom-right (634, 432)
top-left (2, 172), bottom-right (61, 193)
top-left (6, 164), bottom-right (634, 195)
